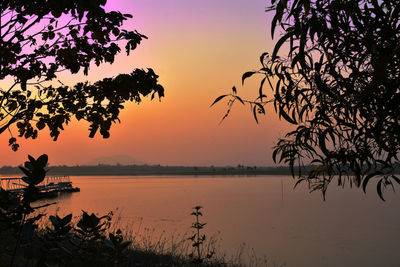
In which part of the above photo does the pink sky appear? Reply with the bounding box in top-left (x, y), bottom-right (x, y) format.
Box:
top-left (0, 0), bottom-right (293, 166)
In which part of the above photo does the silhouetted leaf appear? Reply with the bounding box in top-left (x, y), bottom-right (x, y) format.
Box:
top-left (293, 178), bottom-right (305, 189)
top-left (252, 105), bottom-right (259, 124)
top-left (391, 175), bottom-right (400, 185)
top-left (28, 155), bottom-right (35, 163)
top-left (272, 148), bottom-right (279, 163)
top-left (242, 71), bottom-right (256, 85)
top-left (210, 95), bottom-right (228, 107)
top-left (21, 176), bottom-right (31, 185)
top-left (377, 179), bottom-right (385, 201)
top-left (36, 154), bottom-right (48, 167)
top-left (235, 96), bottom-right (245, 105)
top-left (272, 31), bottom-right (296, 60)
top-left (260, 52), bottom-right (269, 66)
top-left (19, 166), bottom-right (32, 178)
top-left (362, 172), bottom-right (381, 193)
top-left (259, 77), bottom-right (266, 100)
top-left (279, 106), bottom-right (297, 124)
top-left (61, 214), bottom-right (72, 225)
top-left (232, 86), bottom-right (237, 94)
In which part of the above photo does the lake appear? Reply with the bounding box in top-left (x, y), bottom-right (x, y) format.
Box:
top-left (37, 175), bottom-right (400, 266)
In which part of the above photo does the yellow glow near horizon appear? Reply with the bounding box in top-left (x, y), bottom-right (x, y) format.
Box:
top-left (0, 0), bottom-right (293, 166)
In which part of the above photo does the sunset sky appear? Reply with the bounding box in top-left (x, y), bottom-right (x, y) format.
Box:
top-left (0, 0), bottom-right (293, 167)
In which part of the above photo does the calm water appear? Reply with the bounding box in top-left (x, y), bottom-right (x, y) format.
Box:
top-left (37, 176), bottom-right (400, 266)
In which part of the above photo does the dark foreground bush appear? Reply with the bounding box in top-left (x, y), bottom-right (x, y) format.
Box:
top-left (0, 155), bottom-right (246, 267)
top-left (0, 189), bottom-right (237, 267)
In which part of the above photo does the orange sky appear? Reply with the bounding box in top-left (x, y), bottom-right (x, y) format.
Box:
top-left (0, 0), bottom-right (293, 166)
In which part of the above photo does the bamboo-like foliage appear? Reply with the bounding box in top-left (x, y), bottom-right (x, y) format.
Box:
top-left (214, 0), bottom-right (400, 200)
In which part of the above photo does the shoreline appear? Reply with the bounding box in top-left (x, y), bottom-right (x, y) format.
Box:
top-left (0, 165), bottom-right (296, 177)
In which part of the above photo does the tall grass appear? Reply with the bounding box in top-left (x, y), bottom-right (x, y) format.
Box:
top-left (38, 208), bottom-right (273, 266)
top-left (98, 208), bottom-right (275, 266)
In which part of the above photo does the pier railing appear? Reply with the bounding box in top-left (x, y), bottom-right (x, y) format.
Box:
top-left (0, 176), bottom-right (71, 192)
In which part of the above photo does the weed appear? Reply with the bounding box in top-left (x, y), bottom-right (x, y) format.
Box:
top-left (188, 206), bottom-right (215, 264)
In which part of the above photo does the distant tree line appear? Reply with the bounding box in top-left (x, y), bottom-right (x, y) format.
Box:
top-left (0, 164), bottom-right (302, 176)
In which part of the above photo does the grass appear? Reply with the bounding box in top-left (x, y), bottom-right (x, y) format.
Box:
top-left (1, 205), bottom-right (277, 266)
top-left (32, 207), bottom-right (273, 266)
top-left (93, 208), bottom-right (273, 266)
top-left (0, 194), bottom-right (277, 266)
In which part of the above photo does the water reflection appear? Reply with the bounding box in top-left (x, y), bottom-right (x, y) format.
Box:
top-left (36, 175), bottom-right (400, 267)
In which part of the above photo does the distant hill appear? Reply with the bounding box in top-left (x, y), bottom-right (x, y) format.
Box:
top-left (85, 155), bottom-right (146, 166)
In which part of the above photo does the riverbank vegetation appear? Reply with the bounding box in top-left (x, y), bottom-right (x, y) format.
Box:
top-left (0, 164), bottom-right (298, 176)
top-left (1, 200), bottom-right (268, 266)
top-left (2, 163), bottom-right (398, 178)
top-left (0, 155), bottom-right (270, 267)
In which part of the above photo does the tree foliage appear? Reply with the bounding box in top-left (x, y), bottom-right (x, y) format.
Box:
top-left (214, 0), bottom-right (400, 200)
top-left (0, 0), bottom-right (164, 150)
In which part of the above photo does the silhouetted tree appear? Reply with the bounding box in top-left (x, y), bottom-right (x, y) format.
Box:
top-left (0, 0), bottom-right (164, 151)
top-left (213, 0), bottom-right (400, 200)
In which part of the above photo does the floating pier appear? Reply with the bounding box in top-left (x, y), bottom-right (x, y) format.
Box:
top-left (0, 176), bottom-right (80, 198)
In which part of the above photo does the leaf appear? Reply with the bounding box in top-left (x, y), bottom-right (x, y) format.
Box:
top-left (253, 105), bottom-right (259, 124)
top-left (89, 124), bottom-right (99, 138)
top-left (104, 239), bottom-right (114, 248)
top-left (377, 179), bottom-right (385, 201)
top-left (19, 166), bottom-right (32, 178)
top-left (21, 80), bottom-right (27, 91)
top-left (210, 95), bottom-right (228, 107)
top-left (21, 176), bottom-right (31, 185)
top-left (271, 0), bottom-right (286, 38)
top-left (391, 175), bottom-right (400, 185)
top-left (61, 214), bottom-right (73, 225)
top-left (260, 52), bottom-right (268, 66)
top-left (362, 172), bottom-right (381, 193)
top-left (272, 148), bottom-right (279, 163)
top-left (303, 0), bottom-right (310, 15)
top-left (37, 154), bottom-right (48, 167)
top-left (235, 96), bottom-right (245, 105)
top-left (271, 15), bottom-right (279, 39)
top-left (256, 94), bottom-right (268, 101)
top-left (49, 215), bottom-right (59, 226)
top-left (272, 31), bottom-right (296, 60)
top-left (232, 86), bottom-right (237, 94)
top-left (109, 233), bottom-right (117, 244)
top-left (36, 120), bottom-right (45, 130)
top-left (293, 178), bottom-right (305, 189)
top-left (242, 71), bottom-right (256, 85)
top-left (259, 77), bottom-right (266, 100)
top-left (24, 161), bottom-right (33, 170)
top-left (28, 155), bottom-right (35, 163)
top-left (318, 130), bottom-right (329, 156)
top-left (255, 103), bottom-right (265, 114)
top-left (279, 106), bottom-right (297, 124)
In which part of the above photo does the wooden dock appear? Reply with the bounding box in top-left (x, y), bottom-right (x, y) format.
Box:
top-left (0, 176), bottom-right (80, 197)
